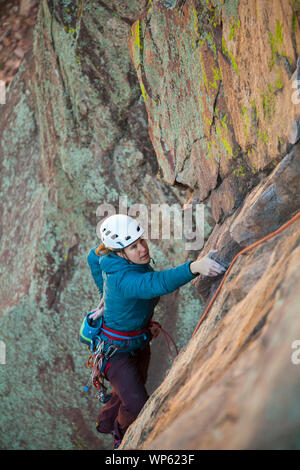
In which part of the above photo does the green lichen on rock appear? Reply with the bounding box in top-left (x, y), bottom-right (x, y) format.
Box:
top-left (221, 36), bottom-right (239, 76)
top-left (0, 0), bottom-right (205, 450)
top-left (1, 0), bottom-right (299, 451)
top-left (268, 18), bottom-right (294, 71)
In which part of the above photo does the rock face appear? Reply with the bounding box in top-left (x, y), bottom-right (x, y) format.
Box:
top-left (122, 210), bottom-right (300, 449)
top-left (121, 144), bottom-right (300, 450)
top-left (122, 0), bottom-right (300, 450)
top-left (128, 0), bottom-right (300, 222)
top-left (0, 0), bottom-right (201, 450)
top-left (0, 0), bottom-right (299, 451)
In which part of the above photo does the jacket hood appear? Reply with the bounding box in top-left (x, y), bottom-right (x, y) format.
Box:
top-left (99, 252), bottom-right (151, 274)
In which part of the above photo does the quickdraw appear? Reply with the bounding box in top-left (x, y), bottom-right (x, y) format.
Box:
top-left (84, 340), bottom-right (113, 404)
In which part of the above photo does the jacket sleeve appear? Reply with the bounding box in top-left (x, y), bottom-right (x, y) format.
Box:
top-left (87, 248), bottom-right (103, 295)
top-left (116, 262), bottom-right (198, 299)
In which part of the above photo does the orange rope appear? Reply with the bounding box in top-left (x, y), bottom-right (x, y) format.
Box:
top-left (150, 321), bottom-right (179, 360)
top-left (160, 327), bottom-right (179, 360)
top-left (192, 210), bottom-right (300, 338)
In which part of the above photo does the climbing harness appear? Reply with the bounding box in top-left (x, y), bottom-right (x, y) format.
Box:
top-left (192, 210), bottom-right (300, 337)
top-left (81, 314), bottom-right (152, 400)
top-left (81, 313), bottom-right (179, 403)
top-left (101, 324), bottom-right (149, 342)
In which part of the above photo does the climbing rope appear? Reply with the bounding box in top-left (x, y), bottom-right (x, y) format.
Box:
top-left (85, 321), bottom-right (179, 377)
top-left (150, 321), bottom-right (179, 360)
top-left (192, 210), bottom-right (300, 337)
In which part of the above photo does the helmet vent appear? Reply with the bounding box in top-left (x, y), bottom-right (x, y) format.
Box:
top-left (99, 215), bottom-right (144, 249)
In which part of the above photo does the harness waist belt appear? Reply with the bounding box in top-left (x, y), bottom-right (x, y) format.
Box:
top-left (102, 323), bottom-right (149, 341)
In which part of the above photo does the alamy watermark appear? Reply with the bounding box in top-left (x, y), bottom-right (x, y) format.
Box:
top-left (0, 80), bottom-right (6, 105)
top-left (291, 340), bottom-right (300, 365)
top-left (0, 340), bottom-right (6, 364)
top-left (96, 196), bottom-right (204, 250)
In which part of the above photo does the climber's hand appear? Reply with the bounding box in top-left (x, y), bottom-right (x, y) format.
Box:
top-left (89, 298), bottom-right (104, 320)
top-left (190, 250), bottom-right (226, 277)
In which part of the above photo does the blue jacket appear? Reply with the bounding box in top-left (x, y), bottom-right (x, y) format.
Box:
top-left (87, 248), bottom-right (197, 333)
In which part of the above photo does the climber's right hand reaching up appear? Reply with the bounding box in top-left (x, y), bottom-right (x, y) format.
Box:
top-left (190, 250), bottom-right (226, 277)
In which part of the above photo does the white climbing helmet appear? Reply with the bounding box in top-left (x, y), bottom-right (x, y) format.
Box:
top-left (100, 214), bottom-right (144, 250)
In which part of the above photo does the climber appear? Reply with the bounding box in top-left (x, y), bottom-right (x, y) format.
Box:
top-left (87, 213), bottom-right (226, 449)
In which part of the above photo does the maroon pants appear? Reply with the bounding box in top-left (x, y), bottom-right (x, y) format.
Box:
top-left (96, 344), bottom-right (151, 441)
